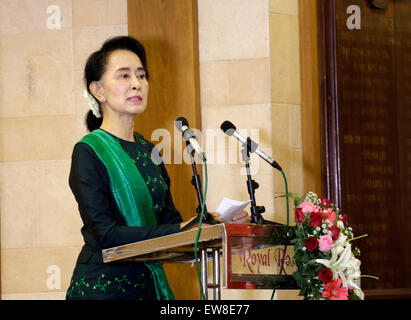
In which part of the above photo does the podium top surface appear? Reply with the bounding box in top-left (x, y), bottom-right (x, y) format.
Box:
top-left (102, 223), bottom-right (226, 263)
top-left (102, 223), bottom-right (289, 263)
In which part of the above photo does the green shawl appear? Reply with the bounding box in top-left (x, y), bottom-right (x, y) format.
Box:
top-left (80, 128), bottom-right (175, 300)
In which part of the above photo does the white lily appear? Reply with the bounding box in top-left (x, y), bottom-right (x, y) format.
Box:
top-left (316, 242), bottom-right (364, 299)
top-left (335, 232), bottom-right (348, 246)
top-left (316, 244), bottom-right (350, 282)
top-left (353, 287), bottom-right (365, 300)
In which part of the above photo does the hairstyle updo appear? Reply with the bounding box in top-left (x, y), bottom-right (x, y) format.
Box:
top-left (84, 36), bottom-right (149, 132)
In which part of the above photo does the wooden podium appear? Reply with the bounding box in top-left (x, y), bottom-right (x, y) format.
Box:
top-left (102, 223), bottom-right (299, 300)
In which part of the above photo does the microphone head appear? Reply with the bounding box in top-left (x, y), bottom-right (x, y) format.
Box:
top-left (220, 120), bottom-right (236, 136)
top-left (175, 116), bottom-right (189, 132)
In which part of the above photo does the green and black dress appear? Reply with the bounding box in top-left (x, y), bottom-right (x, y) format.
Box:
top-left (66, 129), bottom-right (182, 300)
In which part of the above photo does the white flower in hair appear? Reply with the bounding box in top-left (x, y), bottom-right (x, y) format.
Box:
top-left (83, 89), bottom-right (102, 118)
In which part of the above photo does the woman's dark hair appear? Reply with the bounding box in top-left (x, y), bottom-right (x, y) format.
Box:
top-left (84, 36), bottom-right (149, 132)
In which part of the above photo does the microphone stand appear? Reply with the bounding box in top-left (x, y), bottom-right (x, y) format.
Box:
top-left (241, 137), bottom-right (266, 224)
top-left (180, 141), bottom-right (217, 231)
top-left (240, 138), bottom-right (284, 226)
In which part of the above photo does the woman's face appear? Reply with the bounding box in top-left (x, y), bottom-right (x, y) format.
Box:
top-left (93, 49), bottom-right (149, 117)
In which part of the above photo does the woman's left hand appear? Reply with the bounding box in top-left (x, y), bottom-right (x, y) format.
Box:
top-left (208, 210), bottom-right (251, 224)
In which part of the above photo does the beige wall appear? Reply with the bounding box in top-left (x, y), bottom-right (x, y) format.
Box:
top-left (0, 0), bottom-right (303, 300)
top-left (198, 0), bottom-right (302, 299)
top-left (0, 0), bottom-right (128, 299)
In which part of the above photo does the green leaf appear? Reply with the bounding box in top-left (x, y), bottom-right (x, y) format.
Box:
top-left (309, 251), bottom-right (318, 260)
top-left (294, 249), bottom-right (305, 262)
top-left (348, 294), bottom-right (361, 300)
top-left (298, 250), bottom-right (310, 264)
top-left (275, 192), bottom-right (299, 200)
top-left (294, 239), bottom-right (304, 252)
top-left (295, 226), bottom-right (306, 238)
top-left (292, 271), bottom-right (306, 285)
top-left (275, 192), bottom-right (301, 209)
top-left (300, 287), bottom-right (309, 297)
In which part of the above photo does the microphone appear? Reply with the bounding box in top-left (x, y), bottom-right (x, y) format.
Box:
top-left (175, 117), bottom-right (206, 161)
top-left (220, 120), bottom-right (282, 171)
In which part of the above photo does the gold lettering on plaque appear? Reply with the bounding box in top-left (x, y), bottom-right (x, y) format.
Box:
top-left (363, 150), bottom-right (387, 160)
top-left (362, 179), bottom-right (393, 189)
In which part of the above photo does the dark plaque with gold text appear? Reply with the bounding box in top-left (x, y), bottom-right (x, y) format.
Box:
top-left (322, 0), bottom-right (411, 294)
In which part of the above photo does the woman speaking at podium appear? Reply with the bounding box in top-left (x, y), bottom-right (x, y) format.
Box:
top-left (66, 36), bottom-right (249, 300)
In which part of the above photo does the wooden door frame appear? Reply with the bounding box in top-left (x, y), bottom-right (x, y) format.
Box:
top-left (316, 0), bottom-right (342, 209)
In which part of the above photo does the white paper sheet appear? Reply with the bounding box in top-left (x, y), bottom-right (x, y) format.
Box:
top-left (216, 197), bottom-right (251, 222)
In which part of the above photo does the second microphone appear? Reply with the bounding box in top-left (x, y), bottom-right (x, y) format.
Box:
top-left (175, 116), bottom-right (206, 161)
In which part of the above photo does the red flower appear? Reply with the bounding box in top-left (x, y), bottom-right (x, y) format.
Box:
top-left (323, 208), bottom-right (336, 224)
top-left (318, 268), bottom-right (333, 282)
top-left (330, 225), bottom-right (340, 240)
top-left (320, 197), bottom-right (331, 209)
top-left (341, 214), bottom-right (348, 225)
top-left (295, 207), bottom-right (305, 223)
top-left (310, 211), bottom-right (323, 227)
top-left (305, 237), bottom-right (319, 252)
top-left (322, 278), bottom-right (348, 300)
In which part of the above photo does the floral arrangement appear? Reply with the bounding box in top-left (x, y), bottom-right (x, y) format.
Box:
top-left (286, 191), bottom-right (376, 300)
